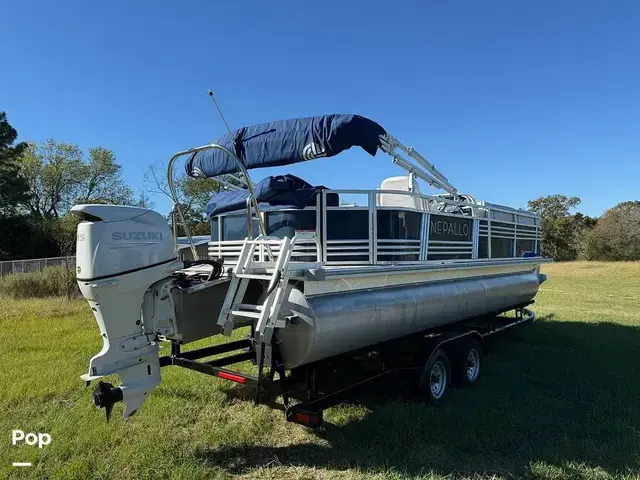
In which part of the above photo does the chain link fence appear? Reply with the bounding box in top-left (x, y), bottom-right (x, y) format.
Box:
top-left (0, 256), bottom-right (76, 276)
top-left (1, 241), bottom-right (208, 276)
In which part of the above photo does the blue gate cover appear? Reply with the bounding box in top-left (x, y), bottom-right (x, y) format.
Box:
top-left (206, 174), bottom-right (326, 217)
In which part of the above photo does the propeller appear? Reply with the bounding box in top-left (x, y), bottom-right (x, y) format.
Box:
top-left (91, 381), bottom-right (123, 422)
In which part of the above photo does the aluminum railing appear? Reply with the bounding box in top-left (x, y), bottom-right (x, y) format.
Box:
top-left (208, 188), bottom-right (542, 269)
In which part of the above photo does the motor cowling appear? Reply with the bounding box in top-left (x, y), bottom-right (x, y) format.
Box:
top-left (73, 204), bottom-right (175, 281)
top-left (71, 204), bottom-right (183, 420)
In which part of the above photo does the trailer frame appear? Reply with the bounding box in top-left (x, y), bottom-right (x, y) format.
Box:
top-left (159, 303), bottom-right (535, 428)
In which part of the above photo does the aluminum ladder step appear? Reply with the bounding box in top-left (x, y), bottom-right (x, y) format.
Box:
top-left (233, 304), bottom-right (264, 312)
top-left (236, 273), bottom-right (273, 280)
top-left (228, 310), bottom-right (262, 319)
top-left (218, 235), bottom-right (300, 347)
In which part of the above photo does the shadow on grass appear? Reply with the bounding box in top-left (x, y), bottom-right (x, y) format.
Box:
top-left (194, 318), bottom-right (640, 478)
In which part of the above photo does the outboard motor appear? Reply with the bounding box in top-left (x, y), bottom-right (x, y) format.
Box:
top-left (72, 204), bottom-right (183, 420)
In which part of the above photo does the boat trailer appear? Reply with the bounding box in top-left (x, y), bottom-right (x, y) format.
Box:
top-left (158, 304), bottom-right (535, 428)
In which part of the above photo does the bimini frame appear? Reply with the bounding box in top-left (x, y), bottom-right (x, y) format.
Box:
top-left (166, 144), bottom-right (266, 260)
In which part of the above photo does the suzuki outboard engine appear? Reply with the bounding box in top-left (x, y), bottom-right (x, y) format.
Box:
top-left (72, 204), bottom-right (183, 419)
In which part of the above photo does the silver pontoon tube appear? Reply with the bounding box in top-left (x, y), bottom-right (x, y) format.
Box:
top-left (276, 270), bottom-right (541, 368)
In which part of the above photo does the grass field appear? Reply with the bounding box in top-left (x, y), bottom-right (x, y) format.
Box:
top-left (1, 262), bottom-right (639, 479)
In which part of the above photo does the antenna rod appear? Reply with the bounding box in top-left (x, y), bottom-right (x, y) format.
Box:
top-left (207, 89), bottom-right (233, 135)
top-left (204, 89), bottom-right (269, 253)
top-left (206, 90), bottom-right (248, 188)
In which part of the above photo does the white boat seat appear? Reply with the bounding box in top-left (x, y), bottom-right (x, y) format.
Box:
top-left (377, 175), bottom-right (423, 210)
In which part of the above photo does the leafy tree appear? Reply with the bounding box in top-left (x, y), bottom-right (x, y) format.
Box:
top-left (20, 139), bottom-right (139, 218)
top-left (75, 147), bottom-right (135, 205)
top-left (53, 214), bottom-right (81, 257)
top-left (0, 123), bottom-right (152, 260)
top-left (20, 140), bottom-right (84, 217)
top-left (136, 191), bottom-right (154, 209)
top-left (528, 194), bottom-right (594, 261)
top-left (0, 112), bottom-right (30, 216)
top-left (5, 139), bottom-right (151, 259)
top-left (584, 201), bottom-right (640, 261)
top-left (0, 112), bottom-right (42, 260)
top-left (145, 162), bottom-right (225, 236)
top-left (528, 194), bottom-right (581, 219)
top-left (0, 216), bottom-right (60, 261)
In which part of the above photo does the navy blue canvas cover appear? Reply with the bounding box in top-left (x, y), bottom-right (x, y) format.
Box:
top-left (185, 114), bottom-right (386, 179)
top-left (206, 174), bottom-right (326, 217)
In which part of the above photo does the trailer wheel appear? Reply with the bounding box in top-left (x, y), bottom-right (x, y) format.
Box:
top-left (454, 339), bottom-right (482, 387)
top-left (420, 349), bottom-right (450, 405)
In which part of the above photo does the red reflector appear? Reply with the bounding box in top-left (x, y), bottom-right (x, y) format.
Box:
top-left (217, 371), bottom-right (246, 383)
top-left (291, 411), bottom-right (323, 428)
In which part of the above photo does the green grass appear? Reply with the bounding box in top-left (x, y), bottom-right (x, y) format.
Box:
top-left (0, 266), bottom-right (79, 299)
top-left (1, 262), bottom-right (639, 479)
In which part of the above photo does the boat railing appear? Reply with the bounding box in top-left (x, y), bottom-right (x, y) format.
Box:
top-left (208, 238), bottom-right (321, 269)
top-left (208, 187), bottom-right (542, 269)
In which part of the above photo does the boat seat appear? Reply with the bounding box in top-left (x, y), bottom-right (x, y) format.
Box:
top-left (378, 176), bottom-right (423, 210)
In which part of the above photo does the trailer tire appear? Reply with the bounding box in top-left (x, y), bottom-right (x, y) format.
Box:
top-left (420, 349), bottom-right (450, 406)
top-left (454, 339), bottom-right (482, 387)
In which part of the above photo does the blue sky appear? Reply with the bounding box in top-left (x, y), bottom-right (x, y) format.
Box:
top-left (1, 1), bottom-right (638, 216)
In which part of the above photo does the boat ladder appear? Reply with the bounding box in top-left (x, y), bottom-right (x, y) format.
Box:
top-left (217, 233), bottom-right (314, 365)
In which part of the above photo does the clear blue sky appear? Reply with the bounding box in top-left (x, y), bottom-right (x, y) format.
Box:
top-left (1, 1), bottom-right (638, 216)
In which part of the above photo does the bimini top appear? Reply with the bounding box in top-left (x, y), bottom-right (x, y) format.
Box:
top-left (206, 174), bottom-right (330, 217)
top-left (185, 114), bottom-right (386, 179)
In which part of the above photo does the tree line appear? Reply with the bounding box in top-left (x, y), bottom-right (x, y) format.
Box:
top-left (1, 111), bottom-right (638, 262)
top-left (529, 195), bottom-right (640, 261)
top-left (0, 111), bottom-right (221, 260)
